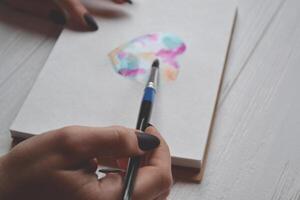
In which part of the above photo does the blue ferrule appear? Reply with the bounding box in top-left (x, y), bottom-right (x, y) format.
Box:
top-left (143, 87), bottom-right (156, 102)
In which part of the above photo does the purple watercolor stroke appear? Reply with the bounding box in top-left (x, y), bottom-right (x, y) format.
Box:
top-left (118, 68), bottom-right (146, 77)
top-left (155, 44), bottom-right (186, 69)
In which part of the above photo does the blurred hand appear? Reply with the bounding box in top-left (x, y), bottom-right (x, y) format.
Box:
top-left (3, 0), bottom-right (132, 31)
top-left (0, 125), bottom-right (172, 200)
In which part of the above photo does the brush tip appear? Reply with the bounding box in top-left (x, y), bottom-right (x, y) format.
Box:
top-left (152, 59), bottom-right (160, 68)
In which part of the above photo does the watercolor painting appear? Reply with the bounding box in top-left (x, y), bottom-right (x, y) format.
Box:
top-left (109, 33), bottom-right (186, 83)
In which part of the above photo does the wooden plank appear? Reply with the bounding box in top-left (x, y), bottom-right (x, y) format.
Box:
top-left (170, 0), bottom-right (300, 199)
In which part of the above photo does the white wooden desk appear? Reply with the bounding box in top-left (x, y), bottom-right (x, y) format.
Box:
top-left (0, 0), bottom-right (299, 199)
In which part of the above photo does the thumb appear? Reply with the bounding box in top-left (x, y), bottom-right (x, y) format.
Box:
top-left (47, 126), bottom-right (160, 165)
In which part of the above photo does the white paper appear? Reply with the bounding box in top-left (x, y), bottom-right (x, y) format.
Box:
top-left (10, 0), bottom-right (236, 168)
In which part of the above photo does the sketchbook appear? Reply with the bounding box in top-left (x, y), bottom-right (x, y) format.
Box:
top-left (10, 0), bottom-right (236, 178)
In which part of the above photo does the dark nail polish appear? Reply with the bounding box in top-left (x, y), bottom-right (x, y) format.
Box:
top-left (49, 10), bottom-right (66, 25)
top-left (147, 123), bottom-right (154, 128)
top-left (84, 14), bottom-right (98, 31)
top-left (127, 0), bottom-right (133, 4)
top-left (136, 131), bottom-right (160, 151)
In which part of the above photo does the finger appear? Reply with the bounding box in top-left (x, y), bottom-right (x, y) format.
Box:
top-left (71, 172), bottom-right (124, 200)
top-left (132, 167), bottom-right (173, 200)
top-left (144, 126), bottom-right (172, 169)
top-left (97, 157), bottom-right (127, 177)
top-left (58, 0), bottom-right (98, 31)
top-left (54, 170), bottom-right (123, 200)
top-left (117, 158), bottom-right (128, 170)
top-left (50, 126), bottom-right (160, 165)
top-left (5, 0), bottom-right (66, 25)
top-left (65, 158), bottom-right (98, 172)
top-left (97, 157), bottom-right (119, 168)
top-left (97, 173), bottom-right (123, 199)
top-left (112, 0), bottom-right (133, 4)
top-left (154, 190), bottom-right (171, 200)
top-left (132, 126), bottom-right (173, 200)
top-left (86, 158), bottom-right (98, 172)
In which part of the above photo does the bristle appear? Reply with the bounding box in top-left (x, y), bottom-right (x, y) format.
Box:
top-left (152, 59), bottom-right (159, 68)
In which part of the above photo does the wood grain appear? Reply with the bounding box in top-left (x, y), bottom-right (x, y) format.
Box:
top-left (0, 5), bottom-right (61, 155)
top-left (170, 0), bottom-right (300, 199)
top-left (0, 0), bottom-right (299, 199)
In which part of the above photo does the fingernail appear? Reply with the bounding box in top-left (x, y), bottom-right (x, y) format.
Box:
top-left (127, 0), bottom-right (133, 4)
top-left (147, 123), bottom-right (154, 128)
top-left (84, 13), bottom-right (98, 31)
top-left (49, 10), bottom-right (66, 25)
top-left (136, 131), bottom-right (160, 151)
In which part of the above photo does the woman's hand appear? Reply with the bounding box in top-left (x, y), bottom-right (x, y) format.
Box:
top-left (0, 125), bottom-right (172, 200)
top-left (3, 0), bottom-right (131, 31)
